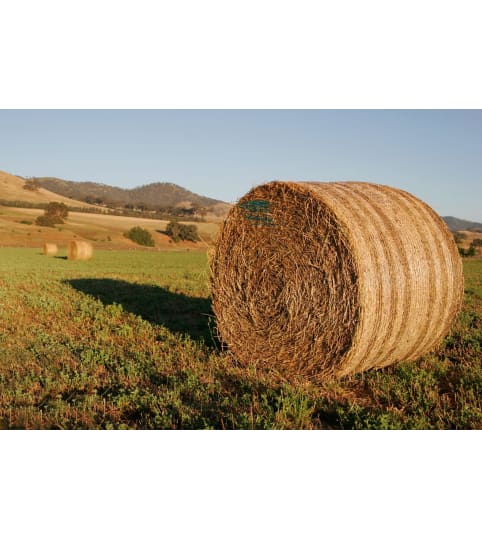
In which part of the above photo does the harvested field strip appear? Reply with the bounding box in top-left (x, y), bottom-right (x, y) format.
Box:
top-left (0, 248), bottom-right (479, 429)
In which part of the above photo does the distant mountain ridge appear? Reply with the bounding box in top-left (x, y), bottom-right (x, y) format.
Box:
top-left (6, 172), bottom-right (480, 228)
top-left (0, 170), bottom-right (94, 208)
top-left (33, 176), bottom-right (225, 210)
top-left (442, 216), bottom-right (482, 232)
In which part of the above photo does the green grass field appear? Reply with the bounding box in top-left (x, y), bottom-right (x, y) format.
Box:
top-left (0, 247), bottom-right (480, 429)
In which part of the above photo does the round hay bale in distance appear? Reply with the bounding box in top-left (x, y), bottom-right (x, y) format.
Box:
top-left (68, 241), bottom-right (93, 261)
top-left (43, 243), bottom-right (58, 256)
top-left (211, 181), bottom-right (464, 380)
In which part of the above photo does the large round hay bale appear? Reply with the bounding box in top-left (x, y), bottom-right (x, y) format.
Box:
top-left (67, 241), bottom-right (93, 261)
top-left (211, 181), bottom-right (464, 380)
top-left (43, 243), bottom-right (58, 256)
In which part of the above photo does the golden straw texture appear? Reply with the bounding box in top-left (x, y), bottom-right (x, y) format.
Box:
top-left (43, 243), bottom-right (58, 256)
top-left (67, 241), bottom-right (93, 261)
top-left (211, 181), bottom-right (464, 380)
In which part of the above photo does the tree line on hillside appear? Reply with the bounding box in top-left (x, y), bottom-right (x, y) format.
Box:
top-left (121, 201), bottom-right (207, 218)
top-left (1, 198), bottom-right (206, 222)
top-left (83, 195), bottom-right (207, 216)
top-left (85, 199), bottom-right (208, 221)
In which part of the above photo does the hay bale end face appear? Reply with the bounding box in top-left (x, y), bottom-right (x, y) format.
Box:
top-left (211, 181), bottom-right (464, 380)
top-left (43, 243), bottom-right (58, 256)
top-left (68, 241), bottom-right (93, 261)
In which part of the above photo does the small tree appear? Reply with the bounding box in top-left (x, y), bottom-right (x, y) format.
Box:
top-left (23, 178), bottom-right (40, 191)
top-left (45, 202), bottom-right (69, 224)
top-left (166, 221), bottom-right (181, 242)
top-left (182, 224), bottom-right (200, 242)
top-left (458, 246), bottom-right (476, 257)
top-left (35, 202), bottom-right (69, 227)
top-left (124, 226), bottom-right (155, 246)
top-left (165, 221), bottom-right (200, 243)
top-left (35, 215), bottom-right (57, 227)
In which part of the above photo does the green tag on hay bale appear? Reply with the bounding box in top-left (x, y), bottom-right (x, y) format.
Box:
top-left (238, 199), bottom-right (274, 226)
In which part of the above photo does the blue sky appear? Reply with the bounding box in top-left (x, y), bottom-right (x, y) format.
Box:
top-left (0, 109), bottom-right (480, 221)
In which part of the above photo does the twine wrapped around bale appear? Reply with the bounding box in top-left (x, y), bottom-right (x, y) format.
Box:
top-left (68, 241), bottom-right (93, 261)
top-left (43, 243), bottom-right (58, 256)
top-left (211, 181), bottom-right (464, 380)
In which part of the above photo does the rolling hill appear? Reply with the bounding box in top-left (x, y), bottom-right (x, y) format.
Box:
top-left (0, 204), bottom-right (219, 250)
top-left (32, 176), bottom-right (226, 210)
top-left (442, 216), bottom-right (482, 233)
top-left (0, 170), bottom-right (95, 208)
top-left (5, 170), bottom-right (480, 229)
top-left (31, 177), bottom-right (480, 227)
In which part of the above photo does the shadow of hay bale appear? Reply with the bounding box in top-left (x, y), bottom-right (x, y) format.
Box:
top-left (65, 278), bottom-right (216, 344)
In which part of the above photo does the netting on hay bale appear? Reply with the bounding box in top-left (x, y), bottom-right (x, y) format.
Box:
top-left (210, 181), bottom-right (464, 380)
top-left (43, 243), bottom-right (58, 256)
top-left (67, 241), bottom-right (93, 261)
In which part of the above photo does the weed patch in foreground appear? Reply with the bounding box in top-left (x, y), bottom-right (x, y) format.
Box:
top-left (0, 248), bottom-right (480, 429)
